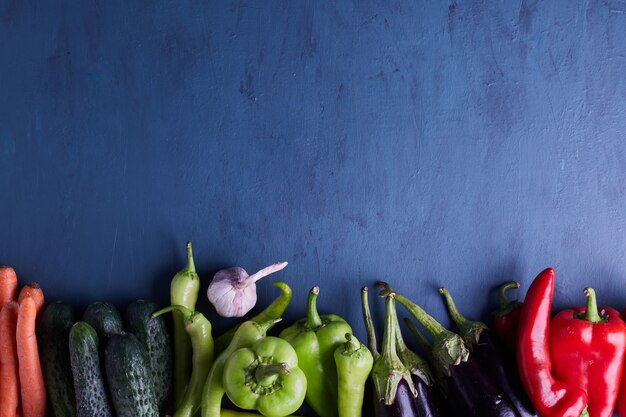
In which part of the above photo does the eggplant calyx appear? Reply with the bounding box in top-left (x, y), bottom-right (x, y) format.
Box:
top-left (371, 294), bottom-right (417, 405)
top-left (439, 287), bottom-right (488, 348)
top-left (431, 330), bottom-right (470, 377)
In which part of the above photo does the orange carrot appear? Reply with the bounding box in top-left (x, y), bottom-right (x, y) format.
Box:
top-left (0, 301), bottom-right (21, 417)
top-left (16, 296), bottom-right (46, 417)
top-left (0, 266), bottom-right (18, 306)
top-left (17, 283), bottom-right (44, 322)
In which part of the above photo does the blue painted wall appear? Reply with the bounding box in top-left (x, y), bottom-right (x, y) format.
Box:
top-left (2, 0), bottom-right (626, 400)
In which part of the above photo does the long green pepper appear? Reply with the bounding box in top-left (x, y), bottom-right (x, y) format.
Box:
top-left (214, 281), bottom-right (292, 355)
top-left (334, 333), bottom-right (373, 417)
top-left (279, 286), bottom-right (352, 417)
top-left (170, 242), bottom-right (201, 408)
top-left (152, 305), bottom-right (214, 417)
top-left (201, 318), bottom-right (278, 417)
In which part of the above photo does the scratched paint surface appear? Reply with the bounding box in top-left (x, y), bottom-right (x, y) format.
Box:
top-left (2, 0), bottom-right (626, 383)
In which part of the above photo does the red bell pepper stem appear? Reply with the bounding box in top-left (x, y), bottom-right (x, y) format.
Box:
top-left (550, 286), bottom-right (626, 417)
top-left (492, 281), bottom-right (522, 351)
top-left (516, 268), bottom-right (589, 417)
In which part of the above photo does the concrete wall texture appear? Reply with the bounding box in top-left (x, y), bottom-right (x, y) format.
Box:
top-left (2, 0), bottom-right (626, 363)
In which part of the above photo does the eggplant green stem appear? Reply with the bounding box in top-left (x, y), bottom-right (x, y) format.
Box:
top-left (372, 294), bottom-right (416, 404)
top-left (377, 282), bottom-right (447, 337)
top-left (305, 286), bottom-right (323, 329)
top-left (378, 282), bottom-right (469, 377)
top-left (440, 287), bottom-right (487, 347)
top-left (255, 363), bottom-right (290, 385)
top-left (186, 241), bottom-right (196, 273)
top-left (361, 287), bottom-right (380, 359)
top-left (391, 296), bottom-right (433, 385)
top-left (404, 318), bottom-right (432, 356)
top-left (576, 287), bottom-right (606, 323)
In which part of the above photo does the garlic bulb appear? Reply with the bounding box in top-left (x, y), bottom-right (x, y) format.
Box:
top-left (207, 261), bottom-right (288, 317)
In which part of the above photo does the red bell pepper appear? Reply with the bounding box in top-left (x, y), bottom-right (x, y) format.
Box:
top-left (617, 309), bottom-right (626, 417)
top-left (550, 287), bottom-right (626, 417)
top-left (517, 268), bottom-right (589, 417)
top-left (492, 281), bottom-right (522, 351)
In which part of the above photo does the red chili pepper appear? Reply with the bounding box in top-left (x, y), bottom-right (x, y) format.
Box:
top-left (492, 281), bottom-right (522, 351)
top-left (550, 288), bottom-right (626, 417)
top-left (516, 268), bottom-right (588, 417)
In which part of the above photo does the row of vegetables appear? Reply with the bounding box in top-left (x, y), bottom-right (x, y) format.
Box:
top-left (1, 243), bottom-right (626, 417)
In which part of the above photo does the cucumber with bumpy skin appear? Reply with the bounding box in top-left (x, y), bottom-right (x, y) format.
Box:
top-left (105, 332), bottom-right (159, 417)
top-left (83, 301), bottom-right (123, 339)
top-left (125, 299), bottom-right (172, 414)
top-left (69, 321), bottom-right (114, 417)
top-left (39, 302), bottom-right (76, 417)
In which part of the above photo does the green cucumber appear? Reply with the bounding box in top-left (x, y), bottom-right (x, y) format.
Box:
top-left (125, 299), bottom-right (172, 413)
top-left (105, 332), bottom-right (159, 417)
top-left (38, 302), bottom-right (77, 417)
top-left (69, 321), bottom-right (114, 417)
top-left (83, 301), bottom-right (124, 339)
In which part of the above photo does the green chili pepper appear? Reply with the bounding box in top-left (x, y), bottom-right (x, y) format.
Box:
top-left (202, 318), bottom-right (278, 417)
top-left (214, 282), bottom-right (292, 355)
top-left (223, 336), bottom-right (307, 417)
top-left (278, 286), bottom-right (352, 417)
top-left (170, 242), bottom-right (201, 407)
top-left (334, 333), bottom-right (373, 417)
top-left (152, 305), bottom-right (214, 417)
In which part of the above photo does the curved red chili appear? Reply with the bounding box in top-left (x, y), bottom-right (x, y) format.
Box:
top-left (516, 268), bottom-right (588, 417)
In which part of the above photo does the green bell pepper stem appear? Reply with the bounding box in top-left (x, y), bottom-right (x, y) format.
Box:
top-left (152, 305), bottom-right (214, 417)
top-left (255, 363), bottom-right (290, 384)
top-left (223, 336), bottom-right (306, 417)
top-left (279, 286), bottom-right (352, 417)
top-left (439, 287), bottom-right (488, 348)
top-left (170, 242), bottom-right (201, 408)
top-left (305, 286), bottom-right (323, 328)
top-left (360, 287), bottom-right (380, 359)
top-left (334, 333), bottom-right (373, 417)
top-left (377, 282), bottom-right (469, 377)
top-left (202, 318), bottom-right (278, 417)
top-left (214, 282), bottom-right (292, 354)
top-left (371, 294), bottom-right (417, 405)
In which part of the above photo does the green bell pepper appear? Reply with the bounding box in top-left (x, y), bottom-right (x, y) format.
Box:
top-left (279, 286), bottom-right (352, 417)
top-left (223, 336), bottom-right (307, 417)
top-left (202, 319), bottom-right (278, 417)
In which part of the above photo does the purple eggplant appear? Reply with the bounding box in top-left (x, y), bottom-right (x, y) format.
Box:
top-left (440, 288), bottom-right (537, 417)
top-left (361, 288), bottom-right (419, 417)
top-left (377, 282), bottom-right (520, 417)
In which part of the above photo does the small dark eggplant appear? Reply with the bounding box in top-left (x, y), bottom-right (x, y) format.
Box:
top-left (377, 282), bottom-right (520, 417)
top-left (361, 288), bottom-right (419, 417)
top-left (440, 288), bottom-right (537, 417)
top-left (390, 290), bottom-right (448, 417)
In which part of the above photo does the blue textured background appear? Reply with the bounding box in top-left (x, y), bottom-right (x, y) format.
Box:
top-left (2, 1), bottom-right (626, 410)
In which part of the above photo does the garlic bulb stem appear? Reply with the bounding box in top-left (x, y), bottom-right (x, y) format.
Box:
top-left (247, 262), bottom-right (288, 285)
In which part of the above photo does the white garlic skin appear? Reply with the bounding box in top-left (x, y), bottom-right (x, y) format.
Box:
top-left (207, 267), bottom-right (257, 317)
